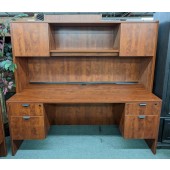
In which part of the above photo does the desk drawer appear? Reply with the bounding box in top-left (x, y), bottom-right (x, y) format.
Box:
top-left (10, 116), bottom-right (46, 140)
top-left (123, 115), bottom-right (159, 139)
top-left (125, 102), bottom-right (161, 116)
top-left (8, 103), bottom-right (44, 116)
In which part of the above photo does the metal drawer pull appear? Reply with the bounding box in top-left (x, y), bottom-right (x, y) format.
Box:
top-left (138, 115), bottom-right (146, 119)
top-left (22, 104), bottom-right (30, 107)
top-left (139, 103), bottom-right (147, 106)
top-left (23, 116), bottom-right (30, 120)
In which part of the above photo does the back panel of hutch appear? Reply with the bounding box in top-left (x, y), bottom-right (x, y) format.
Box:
top-left (6, 15), bottom-right (162, 155)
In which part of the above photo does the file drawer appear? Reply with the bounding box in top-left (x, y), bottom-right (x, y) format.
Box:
top-left (10, 116), bottom-right (46, 140)
top-left (123, 115), bottom-right (159, 139)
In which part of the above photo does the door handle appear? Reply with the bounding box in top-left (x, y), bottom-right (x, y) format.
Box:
top-left (22, 116), bottom-right (30, 120)
top-left (138, 115), bottom-right (146, 119)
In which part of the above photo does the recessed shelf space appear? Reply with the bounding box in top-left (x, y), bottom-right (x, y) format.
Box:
top-left (49, 23), bottom-right (120, 56)
top-left (27, 57), bottom-right (151, 84)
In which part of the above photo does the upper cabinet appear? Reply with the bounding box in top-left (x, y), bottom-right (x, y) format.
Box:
top-left (10, 21), bottom-right (158, 57)
top-left (119, 23), bottom-right (158, 56)
top-left (11, 23), bottom-right (50, 57)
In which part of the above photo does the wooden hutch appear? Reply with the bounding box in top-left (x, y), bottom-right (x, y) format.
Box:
top-left (6, 15), bottom-right (161, 155)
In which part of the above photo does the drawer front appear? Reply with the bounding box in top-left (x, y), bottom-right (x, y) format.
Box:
top-left (10, 116), bottom-right (46, 140)
top-left (125, 102), bottom-right (161, 116)
top-left (8, 103), bottom-right (44, 116)
top-left (123, 115), bottom-right (159, 139)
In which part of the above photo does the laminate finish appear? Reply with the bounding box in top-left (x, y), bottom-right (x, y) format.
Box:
top-left (8, 103), bottom-right (44, 116)
top-left (123, 115), bottom-right (159, 139)
top-left (10, 116), bottom-right (46, 140)
top-left (50, 50), bottom-right (119, 56)
top-left (10, 23), bottom-right (50, 56)
top-left (49, 24), bottom-right (120, 51)
top-left (14, 57), bottom-right (29, 92)
top-left (139, 57), bottom-right (153, 91)
top-left (45, 103), bottom-right (124, 125)
top-left (119, 23), bottom-right (158, 56)
top-left (7, 19), bottom-right (161, 155)
top-left (28, 57), bottom-right (149, 83)
top-left (11, 140), bottom-right (23, 156)
top-left (6, 84), bottom-right (161, 103)
top-left (125, 102), bottom-right (161, 115)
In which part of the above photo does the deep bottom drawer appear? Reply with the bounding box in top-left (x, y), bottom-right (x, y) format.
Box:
top-left (123, 115), bottom-right (159, 139)
top-left (10, 116), bottom-right (46, 140)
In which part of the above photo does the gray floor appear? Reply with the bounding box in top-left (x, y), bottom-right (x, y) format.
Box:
top-left (1, 125), bottom-right (170, 159)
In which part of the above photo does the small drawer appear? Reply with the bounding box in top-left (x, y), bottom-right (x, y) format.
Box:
top-left (125, 102), bottom-right (161, 116)
top-left (8, 103), bottom-right (44, 116)
top-left (10, 116), bottom-right (46, 140)
top-left (122, 115), bottom-right (159, 139)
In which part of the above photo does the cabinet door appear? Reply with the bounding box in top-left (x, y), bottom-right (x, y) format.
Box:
top-left (11, 23), bottom-right (50, 56)
top-left (119, 23), bottom-right (158, 56)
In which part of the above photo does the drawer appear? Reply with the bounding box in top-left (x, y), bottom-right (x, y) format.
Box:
top-left (122, 115), bottom-right (159, 139)
top-left (10, 116), bottom-right (46, 140)
top-left (125, 102), bottom-right (161, 116)
top-left (8, 103), bottom-right (44, 116)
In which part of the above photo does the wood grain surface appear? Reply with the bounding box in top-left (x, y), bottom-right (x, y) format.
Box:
top-left (120, 23), bottom-right (158, 56)
top-left (10, 116), bottom-right (46, 140)
top-left (11, 23), bottom-right (50, 56)
top-left (28, 57), bottom-right (149, 83)
top-left (7, 84), bottom-right (161, 103)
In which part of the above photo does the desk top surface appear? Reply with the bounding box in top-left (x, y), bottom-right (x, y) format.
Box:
top-left (7, 84), bottom-right (161, 103)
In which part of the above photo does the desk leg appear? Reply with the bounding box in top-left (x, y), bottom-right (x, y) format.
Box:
top-left (0, 140), bottom-right (7, 157)
top-left (11, 140), bottom-right (23, 156)
top-left (145, 139), bottom-right (157, 154)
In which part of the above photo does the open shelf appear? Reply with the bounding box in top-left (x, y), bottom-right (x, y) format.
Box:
top-left (49, 23), bottom-right (120, 56)
top-left (50, 49), bottom-right (119, 56)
